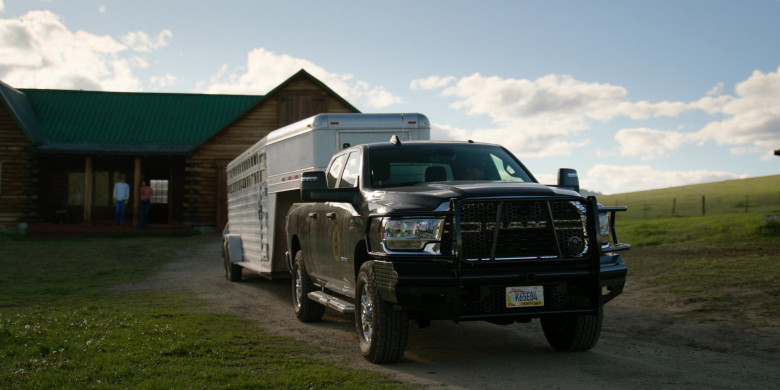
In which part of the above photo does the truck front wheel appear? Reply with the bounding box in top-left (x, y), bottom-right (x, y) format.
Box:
top-left (541, 312), bottom-right (602, 351)
top-left (292, 251), bottom-right (325, 322)
top-left (355, 261), bottom-right (408, 364)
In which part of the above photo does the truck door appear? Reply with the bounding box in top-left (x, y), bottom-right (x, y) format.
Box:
top-left (328, 150), bottom-right (363, 296)
top-left (307, 153), bottom-right (348, 286)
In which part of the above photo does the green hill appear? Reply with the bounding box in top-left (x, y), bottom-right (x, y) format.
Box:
top-left (596, 174), bottom-right (779, 331)
top-left (598, 174), bottom-right (780, 219)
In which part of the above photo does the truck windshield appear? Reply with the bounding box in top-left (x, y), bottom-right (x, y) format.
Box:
top-left (369, 144), bottom-right (535, 188)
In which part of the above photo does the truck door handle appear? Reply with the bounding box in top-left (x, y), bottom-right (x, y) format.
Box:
top-left (308, 213), bottom-right (317, 220)
top-left (326, 212), bottom-right (337, 220)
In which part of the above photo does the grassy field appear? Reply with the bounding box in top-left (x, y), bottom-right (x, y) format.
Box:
top-left (599, 174), bottom-right (779, 218)
top-left (599, 175), bottom-right (780, 329)
top-left (0, 235), bottom-right (407, 389)
top-left (2, 174), bottom-right (778, 386)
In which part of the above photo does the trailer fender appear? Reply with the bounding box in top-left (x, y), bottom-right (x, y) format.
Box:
top-left (225, 234), bottom-right (244, 263)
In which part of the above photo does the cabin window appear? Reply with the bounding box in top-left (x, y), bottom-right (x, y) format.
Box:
top-left (150, 179), bottom-right (169, 204)
top-left (68, 172), bottom-right (85, 206)
top-left (94, 172), bottom-right (110, 206)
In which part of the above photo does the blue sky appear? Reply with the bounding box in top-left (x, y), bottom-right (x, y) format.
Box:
top-left (1, 0), bottom-right (778, 194)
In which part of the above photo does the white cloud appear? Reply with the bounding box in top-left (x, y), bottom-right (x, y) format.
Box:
top-left (696, 66), bottom-right (780, 156)
top-left (200, 48), bottom-right (402, 109)
top-left (0, 1), bottom-right (5, 13)
top-left (707, 81), bottom-right (725, 97)
top-left (583, 164), bottom-right (747, 195)
top-left (413, 72), bottom-right (722, 158)
top-left (418, 70), bottom-right (777, 160)
top-left (431, 121), bottom-right (590, 158)
top-left (150, 73), bottom-right (177, 88)
top-left (615, 128), bottom-right (691, 160)
top-left (0, 10), bottom-right (166, 91)
top-left (121, 30), bottom-right (172, 52)
top-left (410, 75), bottom-right (455, 91)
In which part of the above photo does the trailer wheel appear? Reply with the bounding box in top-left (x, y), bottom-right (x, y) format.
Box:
top-left (224, 247), bottom-right (242, 282)
top-left (292, 251), bottom-right (325, 322)
top-left (541, 312), bottom-right (602, 351)
top-left (355, 261), bottom-right (408, 364)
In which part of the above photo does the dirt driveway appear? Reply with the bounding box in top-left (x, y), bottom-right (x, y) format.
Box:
top-left (136, 234), bottom-right (780, 389)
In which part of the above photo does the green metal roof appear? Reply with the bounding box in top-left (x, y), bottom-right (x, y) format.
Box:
top-left (21, 89), bottom-right (265, 156)
top-left (1, 69), bottom-right (359, 156)
top-left (0, 81), bottom-right (49, 145)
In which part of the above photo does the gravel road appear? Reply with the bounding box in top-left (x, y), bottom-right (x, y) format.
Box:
top-left (132, 234), bottom-right (780, 389)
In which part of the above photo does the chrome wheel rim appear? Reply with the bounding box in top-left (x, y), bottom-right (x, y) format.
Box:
top-left (294, 266), bottom-right (303, 308)
top-left (360, 284), bottom-right (374, 342)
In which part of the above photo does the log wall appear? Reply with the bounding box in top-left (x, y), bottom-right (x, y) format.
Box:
top-left (0, 104), bottom-right (38, 229)
top-left (183, 77), bottom-right (357, 227)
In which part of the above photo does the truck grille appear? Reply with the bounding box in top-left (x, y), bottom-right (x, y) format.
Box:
top-left (458, 199), bottom-right (589, 261)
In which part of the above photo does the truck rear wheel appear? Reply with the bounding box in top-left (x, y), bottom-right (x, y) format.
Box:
top-left (292, 251), bottom-right (325, 322)
top-left (355, 261), bottom-right (408, 364)
top-left (541, 312), bottom-right (602, 351)
top-left (224, 247), bottom-right (242, 282)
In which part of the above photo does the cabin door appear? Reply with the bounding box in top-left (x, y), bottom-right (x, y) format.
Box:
top-left (144, 167), bottom-right (170, 225)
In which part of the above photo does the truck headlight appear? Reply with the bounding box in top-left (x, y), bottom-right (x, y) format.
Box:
top-left (381, 218), bottom-right (445, 251)
top-left (598, 210), bottom-right (610, 247)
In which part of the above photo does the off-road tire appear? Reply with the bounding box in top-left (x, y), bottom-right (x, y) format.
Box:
top-left (224, 247), bottom-right (242, 282)
top-left (292, 251), bottom-right (325, 322)
top-left (541, 312), bottom-right (603, 351)
top-left (355, 261), bottom-right (408, 364)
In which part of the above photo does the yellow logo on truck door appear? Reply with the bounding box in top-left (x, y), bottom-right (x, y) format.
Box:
top-left (332, 225), bottom-right (341, 262)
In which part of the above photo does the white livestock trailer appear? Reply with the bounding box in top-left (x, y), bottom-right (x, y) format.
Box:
top-left (222, 113), bottom-right (431, 280)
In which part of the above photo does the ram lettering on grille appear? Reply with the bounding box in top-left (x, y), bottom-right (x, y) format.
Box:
top-left (459, 200), bottom-right (588, 261)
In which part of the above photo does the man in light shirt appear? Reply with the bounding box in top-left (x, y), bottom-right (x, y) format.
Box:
top-left (113, 174), bottom-right (130, 225)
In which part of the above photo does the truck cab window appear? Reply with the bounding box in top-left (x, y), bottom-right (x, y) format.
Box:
top-left (327, 154), bottom-right (347, 188)
top-left (338, 152), bottom-right (361, 188)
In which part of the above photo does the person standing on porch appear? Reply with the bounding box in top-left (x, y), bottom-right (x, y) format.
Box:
top-left (113, 174), bottom-right (130, 225)
top-left (139, 180), bottom-right (153, 230)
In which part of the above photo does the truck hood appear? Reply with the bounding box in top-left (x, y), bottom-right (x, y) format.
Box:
top-left (366, 181), bottom-right (581, 214)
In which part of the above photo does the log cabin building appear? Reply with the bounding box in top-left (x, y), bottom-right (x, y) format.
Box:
top-left (0, 69), bottom-right (359, 232)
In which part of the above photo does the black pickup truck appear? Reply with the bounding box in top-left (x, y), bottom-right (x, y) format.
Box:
top-left (285, 137), bottom-right (629, 363)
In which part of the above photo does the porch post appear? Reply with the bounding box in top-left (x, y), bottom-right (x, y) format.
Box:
top-left (133, 158), bottom-right (141, 225)
top-left (84, 156), bottom-right (93, 224)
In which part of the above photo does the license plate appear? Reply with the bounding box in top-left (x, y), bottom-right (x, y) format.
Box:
top-left (506, 286), bottom-right (544, 308)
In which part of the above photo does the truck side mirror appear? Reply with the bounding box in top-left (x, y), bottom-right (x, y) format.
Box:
top-left (300, 171), bottom-right (359, 203)
top-left (557, 168), bottom-right (580, 193)
top-left (301, 171), bottom-right (327, 201)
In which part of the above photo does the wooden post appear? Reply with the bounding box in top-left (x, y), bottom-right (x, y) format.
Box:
top-left (702, 195), bottom-right (705, 216)
top-left (133, 158), bottom-right (141, 225)
top-left (84, 157), bottom-right (93, 224)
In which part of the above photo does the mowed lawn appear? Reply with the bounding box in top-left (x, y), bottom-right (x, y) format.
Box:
top-left (0, 234), bottom-right (407, 389)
